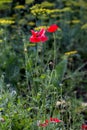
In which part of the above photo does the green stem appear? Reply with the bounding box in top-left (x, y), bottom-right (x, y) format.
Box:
top-left (35, 44), bottom-right (38, 67)
top-left (41, 42), bottom-right (44, 67)
top-left (23, 38), bottom-right (29, 87)
top-left (24, 43), bottom-right (28, 85)
top-left (53, 33), bottom-right (56, 65)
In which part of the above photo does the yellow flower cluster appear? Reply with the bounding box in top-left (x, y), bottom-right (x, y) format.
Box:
top-left (65, 51), bottom-right (77, 56)
top-left (0, 19), bottom-right (15, 25)
top-left (31, 8), bottom-right (48, 15)
top-left (14, 5), bottom-right (25, 9)
top-left (66, 20), bottom-right (80, 24)
top-left (41, 1), bottom-right (55, 8)
top-left (34, 26), bottom-right (48, 31)
top-left (30, 1), bottom-right (55, 16)
top-left (27, 22), bottom-right (35, 26)
top-left (30, 3), bottom-right (54, 10)
top-left (30, 5), bottom-right (72, 16)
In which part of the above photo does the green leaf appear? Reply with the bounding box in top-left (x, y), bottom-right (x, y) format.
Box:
top-left (51, 58), bottom-right (67, 86)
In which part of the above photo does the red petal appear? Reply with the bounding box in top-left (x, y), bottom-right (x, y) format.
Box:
top-left (50, 117), bottom-right (61, 123)
top-left (38, 29), bottom-right (46, 36)
top-left (39, 123), bottom-right (48, 127)
top-left (45, 119), bottom-right (49, 124)
top-left (47, 24), bottom-right (58, 33)
top-left (40, 35), bottom-right (48, 42)
top-left (82, 124), bottom-right (87, 130)
top-left (29, 36), bottom-right (41, 43)
top-left (31, 30), bottom-right (38, 36)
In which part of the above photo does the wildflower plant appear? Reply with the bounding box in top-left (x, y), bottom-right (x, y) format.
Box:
top-left (0, 0), bottom-right (87, 129)
top-left (0, 18), bottom-right (85, 129)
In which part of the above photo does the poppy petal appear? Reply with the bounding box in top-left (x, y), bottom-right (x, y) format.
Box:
top-left (40, 35), bottom-right (48, 42)
top-left (30, 35), bottom-right (41, 43)
top-left (50, 117), bottom-right (62, 123)
top-left (82, 124), bottom-right (87, 130)
top-left (38, 28), bottom-right (46, 36)
top-left (31, 30), bottom-right (38, 36)
top-left (47, 24), bottom-right (58, 33)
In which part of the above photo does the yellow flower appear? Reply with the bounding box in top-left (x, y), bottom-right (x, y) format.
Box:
top-left (14, 5), bottom-right (25, 9)
top-left (27, 22), bottom-right (35, 26)
top-left (34, 26), bottom-right (48, 31)
top-left (65, 51), bottom-right (77, 56)
top-left (0, 19), bottom-right (15, 25)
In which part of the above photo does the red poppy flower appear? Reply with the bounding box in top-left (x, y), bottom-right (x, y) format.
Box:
top-left (47, 24), bottom-right (59, 33)
top-left (29, 29), bottom-right (48, 43)
top-left (82, 124), bottom-right (87, 130)
top-left (39, 122), bottom-right (48, 127)
top-left (50, 117), bottom-right (62, 123)
top-left (38, 117), bottom-right (62, 127)
top-left (45, 119), bottom-right (49, 124)
top-left (38, 120), bottom-right (49, 127)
